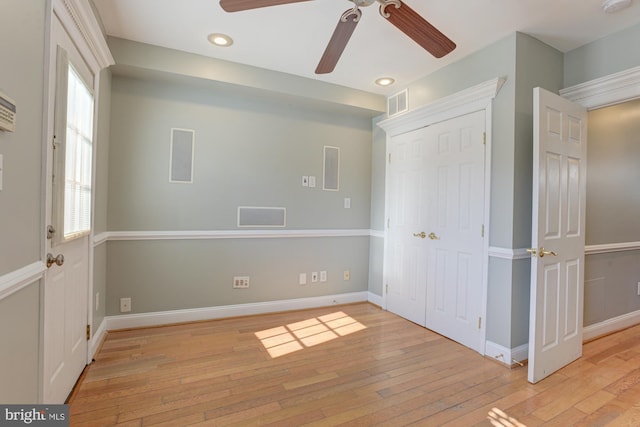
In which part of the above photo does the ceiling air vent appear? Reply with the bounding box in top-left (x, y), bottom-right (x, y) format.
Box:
top-left (387, 89), bottom-right (408, 117)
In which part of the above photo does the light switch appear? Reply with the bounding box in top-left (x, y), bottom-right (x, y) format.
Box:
top-left (308, 176), bottom-right (316, 188)
top-left (0, 154), bottom-right (3, 191)
top-left (302, 176), bottom-right (309, 187)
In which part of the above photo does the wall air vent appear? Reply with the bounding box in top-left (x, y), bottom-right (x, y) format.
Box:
top-left (387, 89), bottom-right (408, 117)
top-left (237, 206), bottom-right (286, 227)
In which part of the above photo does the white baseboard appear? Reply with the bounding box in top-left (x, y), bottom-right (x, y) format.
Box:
top-left (583, 309), bottom-right (640, 342)
top-left (90, 318), bottom-right (108, 359)
top-left (367, 292), bottom-right (383, 307)
top-left (485, 340), bottom-right (528, 367)
top-left (105, 292), bottom-right (369, 330)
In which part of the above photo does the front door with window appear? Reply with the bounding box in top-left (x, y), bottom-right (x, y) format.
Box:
top-left (42, 14), bottom-right (94, 403)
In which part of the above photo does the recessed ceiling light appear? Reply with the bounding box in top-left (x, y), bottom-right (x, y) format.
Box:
top-left (208, 33), bottom-right (233, 47)
top-left (602, 0), bottom-right (632, 13)
top-left (375, 77), bottom-right (395, 87)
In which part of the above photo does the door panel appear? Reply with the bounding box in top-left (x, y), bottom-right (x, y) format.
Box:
top-left (425, 111), bottom-right (485, 353)
top-left (386, 110), bottom-right (486, 353)
top-left (528, 87), bottom-right (587, 383)
top-left (43, 14), bottom-right (91, 403)
top-left (386, 132), bottom-right (430, 325)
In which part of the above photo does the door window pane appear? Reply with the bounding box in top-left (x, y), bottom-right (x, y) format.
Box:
top-left (64, 65), bottom-right (94, 238)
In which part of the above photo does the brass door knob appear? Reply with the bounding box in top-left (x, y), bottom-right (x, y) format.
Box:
top-left (46, 253), bottom-right (65, 268)
top-left (526, 247), bottom-right (558, 258)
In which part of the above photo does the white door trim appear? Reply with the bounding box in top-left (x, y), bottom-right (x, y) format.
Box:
top-left (560, 65), bottom-right (640, 110)
top-left (378, 77), bottom-right (506, 356)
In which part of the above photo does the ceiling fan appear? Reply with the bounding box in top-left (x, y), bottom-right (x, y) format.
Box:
top-left (219, 0), bottom-right (456, 74)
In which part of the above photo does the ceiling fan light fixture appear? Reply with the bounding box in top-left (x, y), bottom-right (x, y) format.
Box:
top-left (208, 33), bottom-right (234, 47)
top-left (375, 77), bottom-right (395, 86)
top-left (602, 0), bottom-right (632, 13)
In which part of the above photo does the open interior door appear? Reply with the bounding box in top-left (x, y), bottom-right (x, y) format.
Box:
top-left (528, 87), bottom-right (587, 383)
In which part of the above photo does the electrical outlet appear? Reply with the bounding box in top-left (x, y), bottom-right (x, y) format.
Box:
top-left (299, 273), bottom-right (307, 285)
top-left (343, 270), bottom-right (350, 281)
top-left (120, 297), bottom-right (131, 313)
top-left (233, 276), bottom-right (250, 289)
top-left (320, 271), bottom-right (327, 282)
top-left (311, 272), bottom-right (318, 283)
top-left (344, 198), bottom-right (351, 209)
top-left (308, 176), bottom-right (316, 188)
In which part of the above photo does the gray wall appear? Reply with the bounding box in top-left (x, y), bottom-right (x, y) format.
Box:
top-left (92, 69), bottom-right (112, 334)
top-left (367, 115), bottom-right (387, 299)
top-left (564, 22), bottom-right (640, 328)
top-left (564, 22), bottom-right (640, 87)
top-left (105, 72), bottom-right (374, 315)
top-left (0, 0), bottom-right (47, 403)
top-left (583, 99), bottom-right (640, 326)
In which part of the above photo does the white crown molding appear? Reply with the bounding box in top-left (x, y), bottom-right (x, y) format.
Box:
top-left (560, 65), bottom-right (640, 110)
top-left (0, 262), bottom-right (46, 302)
top-left (377, 77), bottom-right (507, 136)
top-left (585, 241), bottom-right (640, 255)
top-left (106, 292), bottom-right (369, 330)
top-left (53, 0), bottom-right (114, 71)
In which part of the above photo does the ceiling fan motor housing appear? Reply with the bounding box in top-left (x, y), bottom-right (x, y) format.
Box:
top-left (351, 0), bottom-right (377, 6)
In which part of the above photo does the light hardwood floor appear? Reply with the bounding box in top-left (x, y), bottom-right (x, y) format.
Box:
top-left (69, 303), bottom-right (640, 426)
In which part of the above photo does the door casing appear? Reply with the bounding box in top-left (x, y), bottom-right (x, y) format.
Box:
top-left (378, 78), bottom-right (506, 356)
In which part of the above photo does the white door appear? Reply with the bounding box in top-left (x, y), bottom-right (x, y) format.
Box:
top-left (424, 110), bottom-right (486, 353)
top-left (385, 110), bottom-right (486, 353)
top-left (528, 87), bottom-right (587, 384)
top-left (42, 15), bottom-right (93, 403)
top-left (386, 128), bottom-right (430, 325)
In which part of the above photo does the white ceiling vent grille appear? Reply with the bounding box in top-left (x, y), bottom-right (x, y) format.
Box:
top-left (387, 89), bottom-right (408, 117)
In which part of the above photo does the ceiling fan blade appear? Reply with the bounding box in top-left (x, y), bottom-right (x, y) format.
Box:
top-left (220, 0), bottom-right (312, 13)
top-left (382, 1), bottom-right (455, 58)
top-left (315, 9), bottom-right (360, 75)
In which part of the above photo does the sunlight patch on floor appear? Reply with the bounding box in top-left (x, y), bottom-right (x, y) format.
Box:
top-left (488, 407), bottom-right (527, 427)
top-left (255, 311), bottom-right (366, 358)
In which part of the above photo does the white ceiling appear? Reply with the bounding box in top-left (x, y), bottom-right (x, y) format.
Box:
top-left (93, 0), bottom-right (640, 95)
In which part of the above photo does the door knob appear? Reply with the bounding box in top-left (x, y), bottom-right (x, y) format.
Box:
top-left (46, 253), bottom-right (65, 268)
top-left (427, 232), bottom-right (440, 240)
top-left (539, 247), bottom-right (557, 258)
top-left (526, 247), bottom-right (557, 258)
top-left (413, 231), bottom-right (426, 239)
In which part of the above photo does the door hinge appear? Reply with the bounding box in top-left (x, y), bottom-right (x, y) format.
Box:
top-left (386, 283), bottom-right (388, 294)
top-left (86, 324), bottom-right (91, 341)
top-left (482, 132), bottom-right (486, 145)
top-left (387, 218), bottom-right (390, 229)
top-left (388, 153), bottom-right (392, 163)
top-left (478, 317), bottom-right (482, 329)
top-left (481, 224), bottom-right (485, 238)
